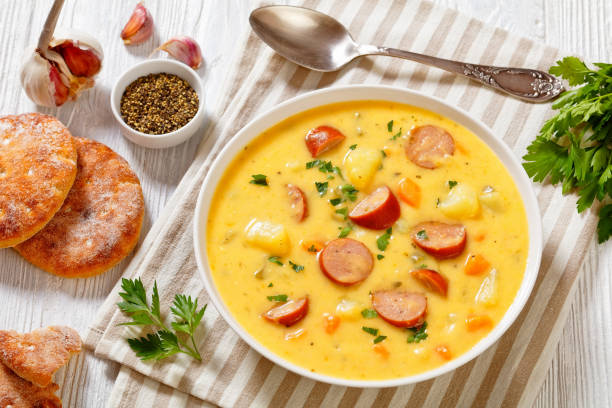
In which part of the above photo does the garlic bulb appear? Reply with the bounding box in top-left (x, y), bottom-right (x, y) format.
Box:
top-left (153, 36), bottom-right (202, 69)
top-left (20, 0), bottom-right (103, 107)
top-left (121, 2), bottom-right (154, 45)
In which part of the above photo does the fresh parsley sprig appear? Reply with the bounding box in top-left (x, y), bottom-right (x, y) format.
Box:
top-left (522, 57), bottom-right (612, 242)
top-left (117, 278), bottom-right (206, 362)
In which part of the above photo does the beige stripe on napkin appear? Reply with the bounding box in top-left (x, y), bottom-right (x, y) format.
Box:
top-left (88, 0), bottom-right (598, 407)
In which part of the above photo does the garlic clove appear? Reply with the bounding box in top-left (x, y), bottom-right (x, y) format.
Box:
top-left (154, 36), bottom-right (202, 69)
top-left (121, 2), bottom-right (153, 45)
top-left (20, 48), bottom-right (69, 107)
top-left (49, 29), bottom-right (103, 77)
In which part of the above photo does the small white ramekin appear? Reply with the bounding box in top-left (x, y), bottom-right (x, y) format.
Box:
top-left (110, 59), bottom-right (205, 149)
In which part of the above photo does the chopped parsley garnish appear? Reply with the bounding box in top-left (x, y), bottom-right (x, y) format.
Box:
top-left (315, 181), bottom-right (328, 196)
top-left (267, 294), bottom-right (288, 302)
top-left (361, 309), bottom-right (378, 318)
top-left (349, 144), bottom-right (357, 150)
top-left (373, 335), bottom-right (387, 344)
top-left (338, 223), bottom-right (353, 238)
top-left (340, 184), bottom-right (359, 201)
top-left (306, 160), bottom-right (343, 179)
top-left (381, 150), bottom-right (387, 158)
top-left (268, 256), bottom-right (283, 266)
top-left (416, 230), bottom-right (428, 240)
top-left (289, 261), bottom-right (304, 272)
top-left (407, 322), bottom-right (428, 343)
top-left (448, 180), bottom-right (458, 189)
top-left (267, 283), bottom-right (273, 287)
top-left (436, 197), bottom-right (440, 207)
top-left (249, 174), bottom-right (268, 186)
top-left (307, 245), bottom-right (318, 252)
top-left (387, 120), bottom-right (394, 132)
top-left (417, 263), bottom-right (428, 269)
top-left (376, 228), bottom-right (392, 251)
top-left (362, 326), bottom-right (379, 336)
top-left (335, 207), bottom-right (348, 219)
top-left (377, 254), bottom-right (385, 260)
top-left (329, 198), bottom-right (342, 206)
top-left (391, 128), bottom-right (402, 140)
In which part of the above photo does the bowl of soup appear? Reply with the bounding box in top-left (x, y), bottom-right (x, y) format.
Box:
top-left (193, 85), bottom-right (542, 387)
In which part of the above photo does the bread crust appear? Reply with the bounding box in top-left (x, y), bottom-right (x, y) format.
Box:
top-left (15, 137), bottom-right (145, 278)
top-left (0, 363), bottom-right (62, 408)
top-left (0, 113), bottom-right (77, 248)
top-left (0, 326), bottom-right (81, 388)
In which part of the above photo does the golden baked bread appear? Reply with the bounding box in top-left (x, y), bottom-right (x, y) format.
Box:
top-left (15, 137), bottom-right (145, 278)
top-left (0, 363), bottom-right (61, 408)
top-left (0, 113), bottom-right (77, 248)
top-left (0, 326), bottom-right (81, 388)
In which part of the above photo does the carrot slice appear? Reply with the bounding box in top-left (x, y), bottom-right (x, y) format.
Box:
top-left (373, 343), bottom-right (390, 359)
top-left (300, 240), bottom-right (325, 253)
top-left (323, 313), bottom-right (341, 334)
top-left (397, 177), bottom-right (421, 208)
top-left (465, 314), bottom-right (493, 332)
top-left (464, 254), bottom-right (491, 276)
top-left (435, 344), bottom-right (452, 361)
top-left (474, 232), bottom-right (486, 242)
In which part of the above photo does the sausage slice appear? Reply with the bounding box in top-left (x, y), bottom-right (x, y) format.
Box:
top-left (405, 125), bottom-right (455, 169)
top-left (305, 125), bottom-right (345, 157)
top-left (263, 297), bottom-right (309, 326)
top-left (410, 268), bottom-right (448, 296)
top-left (372, 290), bottom-right (427, 328)
top-left (411, 221), bottom-right (466, 259)
top-left (286, 184), bottom-right (308, 222)
top-left (349, 186), bottom-right (400, 230)
top-left (319, 238), bottom-right (373, 286)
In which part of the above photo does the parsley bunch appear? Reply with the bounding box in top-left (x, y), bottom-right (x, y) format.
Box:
top-left (522, 57), bottom-right (612, 242)
top-left (117, 278), bottom-right (206, 361)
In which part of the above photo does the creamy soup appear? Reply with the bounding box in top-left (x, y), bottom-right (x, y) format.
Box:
top-left (206, 100), bottom-right (528, 380)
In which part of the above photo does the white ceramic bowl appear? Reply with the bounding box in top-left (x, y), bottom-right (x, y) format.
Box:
top-left (110, 59), bottom-right (205, 149)
top-left (193, 85), bottom-right (542, 388)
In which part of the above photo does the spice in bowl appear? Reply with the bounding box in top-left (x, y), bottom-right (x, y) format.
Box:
top-left (120, 73), bottom-right (199, 135)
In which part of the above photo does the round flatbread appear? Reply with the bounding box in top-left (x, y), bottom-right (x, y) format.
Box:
top-left (15, 137), bottom-right (144, 278)
top-left (0, 113), bottom-right (77, 248)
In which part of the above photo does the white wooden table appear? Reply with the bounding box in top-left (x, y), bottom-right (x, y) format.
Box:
top-left (0, 1), bottom-right (609, 406)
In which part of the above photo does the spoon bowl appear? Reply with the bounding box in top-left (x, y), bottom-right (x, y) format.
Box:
top-left (249, 5), bottom-right (563, 102)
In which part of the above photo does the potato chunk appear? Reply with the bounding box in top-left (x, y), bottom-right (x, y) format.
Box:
top-left (335, 299), bottom-right (362, 320)
top-left (475, 268), bottom-right (498, 307)
top-left (343, 147), bottom-right (382, 189)
top-left (439, 183), bottom-right (480, 219)
top-left (245, 219), bottom-right (290, 255)
top-left (479, 188), bottom-right (505, 211)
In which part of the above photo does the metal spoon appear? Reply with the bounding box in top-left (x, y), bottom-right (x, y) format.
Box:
top-left (249, 5), bottom-right (563, 102)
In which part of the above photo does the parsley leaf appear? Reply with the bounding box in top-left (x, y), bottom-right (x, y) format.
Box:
top-left (118, 278), bottom-right (206, 361)
top-left (362, 326), bottom-right (379, 336)
top-left (249, 174), bottom-right (268, 186)
top-left (376, 228), bottom-right (392, 251)
top-left (373, 335), bottom-right (387, 344)
top-left (335, 207), bottom-right (348, 219)
top-left (448, 180), bottom-right (458, 189)
top-left (306, 160), bottom-right (343, 179)
top-left (307, 245), bottom-right (318, 252)
top-left (387, 120), bottom-right (394, 132)
top-left (289, 261), bottom-right (304, 272)
top-left (267, 294), bottom-right (288, 302)
top-left (315, 181), bottom-right (328, 196)
top-left (361, 309), bottom-right (378, 318)
top-left (268, 283), bottom-right (273, 287)
top-left (407, 322), bottom-right (428, 343)
top-left (340, 184), bottom-right (359, 201)
top-left (349, 144), bottom-right (357, 150)
top-left (391, 128), bottom-right (402, 140)
top-left (416, 230), bottom-right (428, 240)
top-left (338, 223), bottom-right (353, 238)
top-left (381, 150), bottom-right (387, 158)
top-left (268, 256), bottom-right (283, 266)
top-left (377, 254), bottom-right (385, 260)
top-left (329, 198), bottom-right (342, 206)
top-left (522, 57), bottom-right (612, 242)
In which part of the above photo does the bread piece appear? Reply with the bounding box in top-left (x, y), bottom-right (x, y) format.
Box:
top-left (15, 137), bottom-right (145, 278)
top-left (0, 326), bottom-right (81, 388)
top-left (0, 363), bottom-right (61, 408)
top-left (0, 113), bottom-right (77, 248)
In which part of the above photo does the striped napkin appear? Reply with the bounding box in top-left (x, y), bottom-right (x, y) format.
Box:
top-left (86, 0), bottom-right (598, 406)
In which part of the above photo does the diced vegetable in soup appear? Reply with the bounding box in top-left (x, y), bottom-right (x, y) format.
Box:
top-left (206, 101), bottom-right (528, 380)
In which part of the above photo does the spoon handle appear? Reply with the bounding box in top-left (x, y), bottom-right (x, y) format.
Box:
top-left (361, 45), bottom-right (563, 102)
